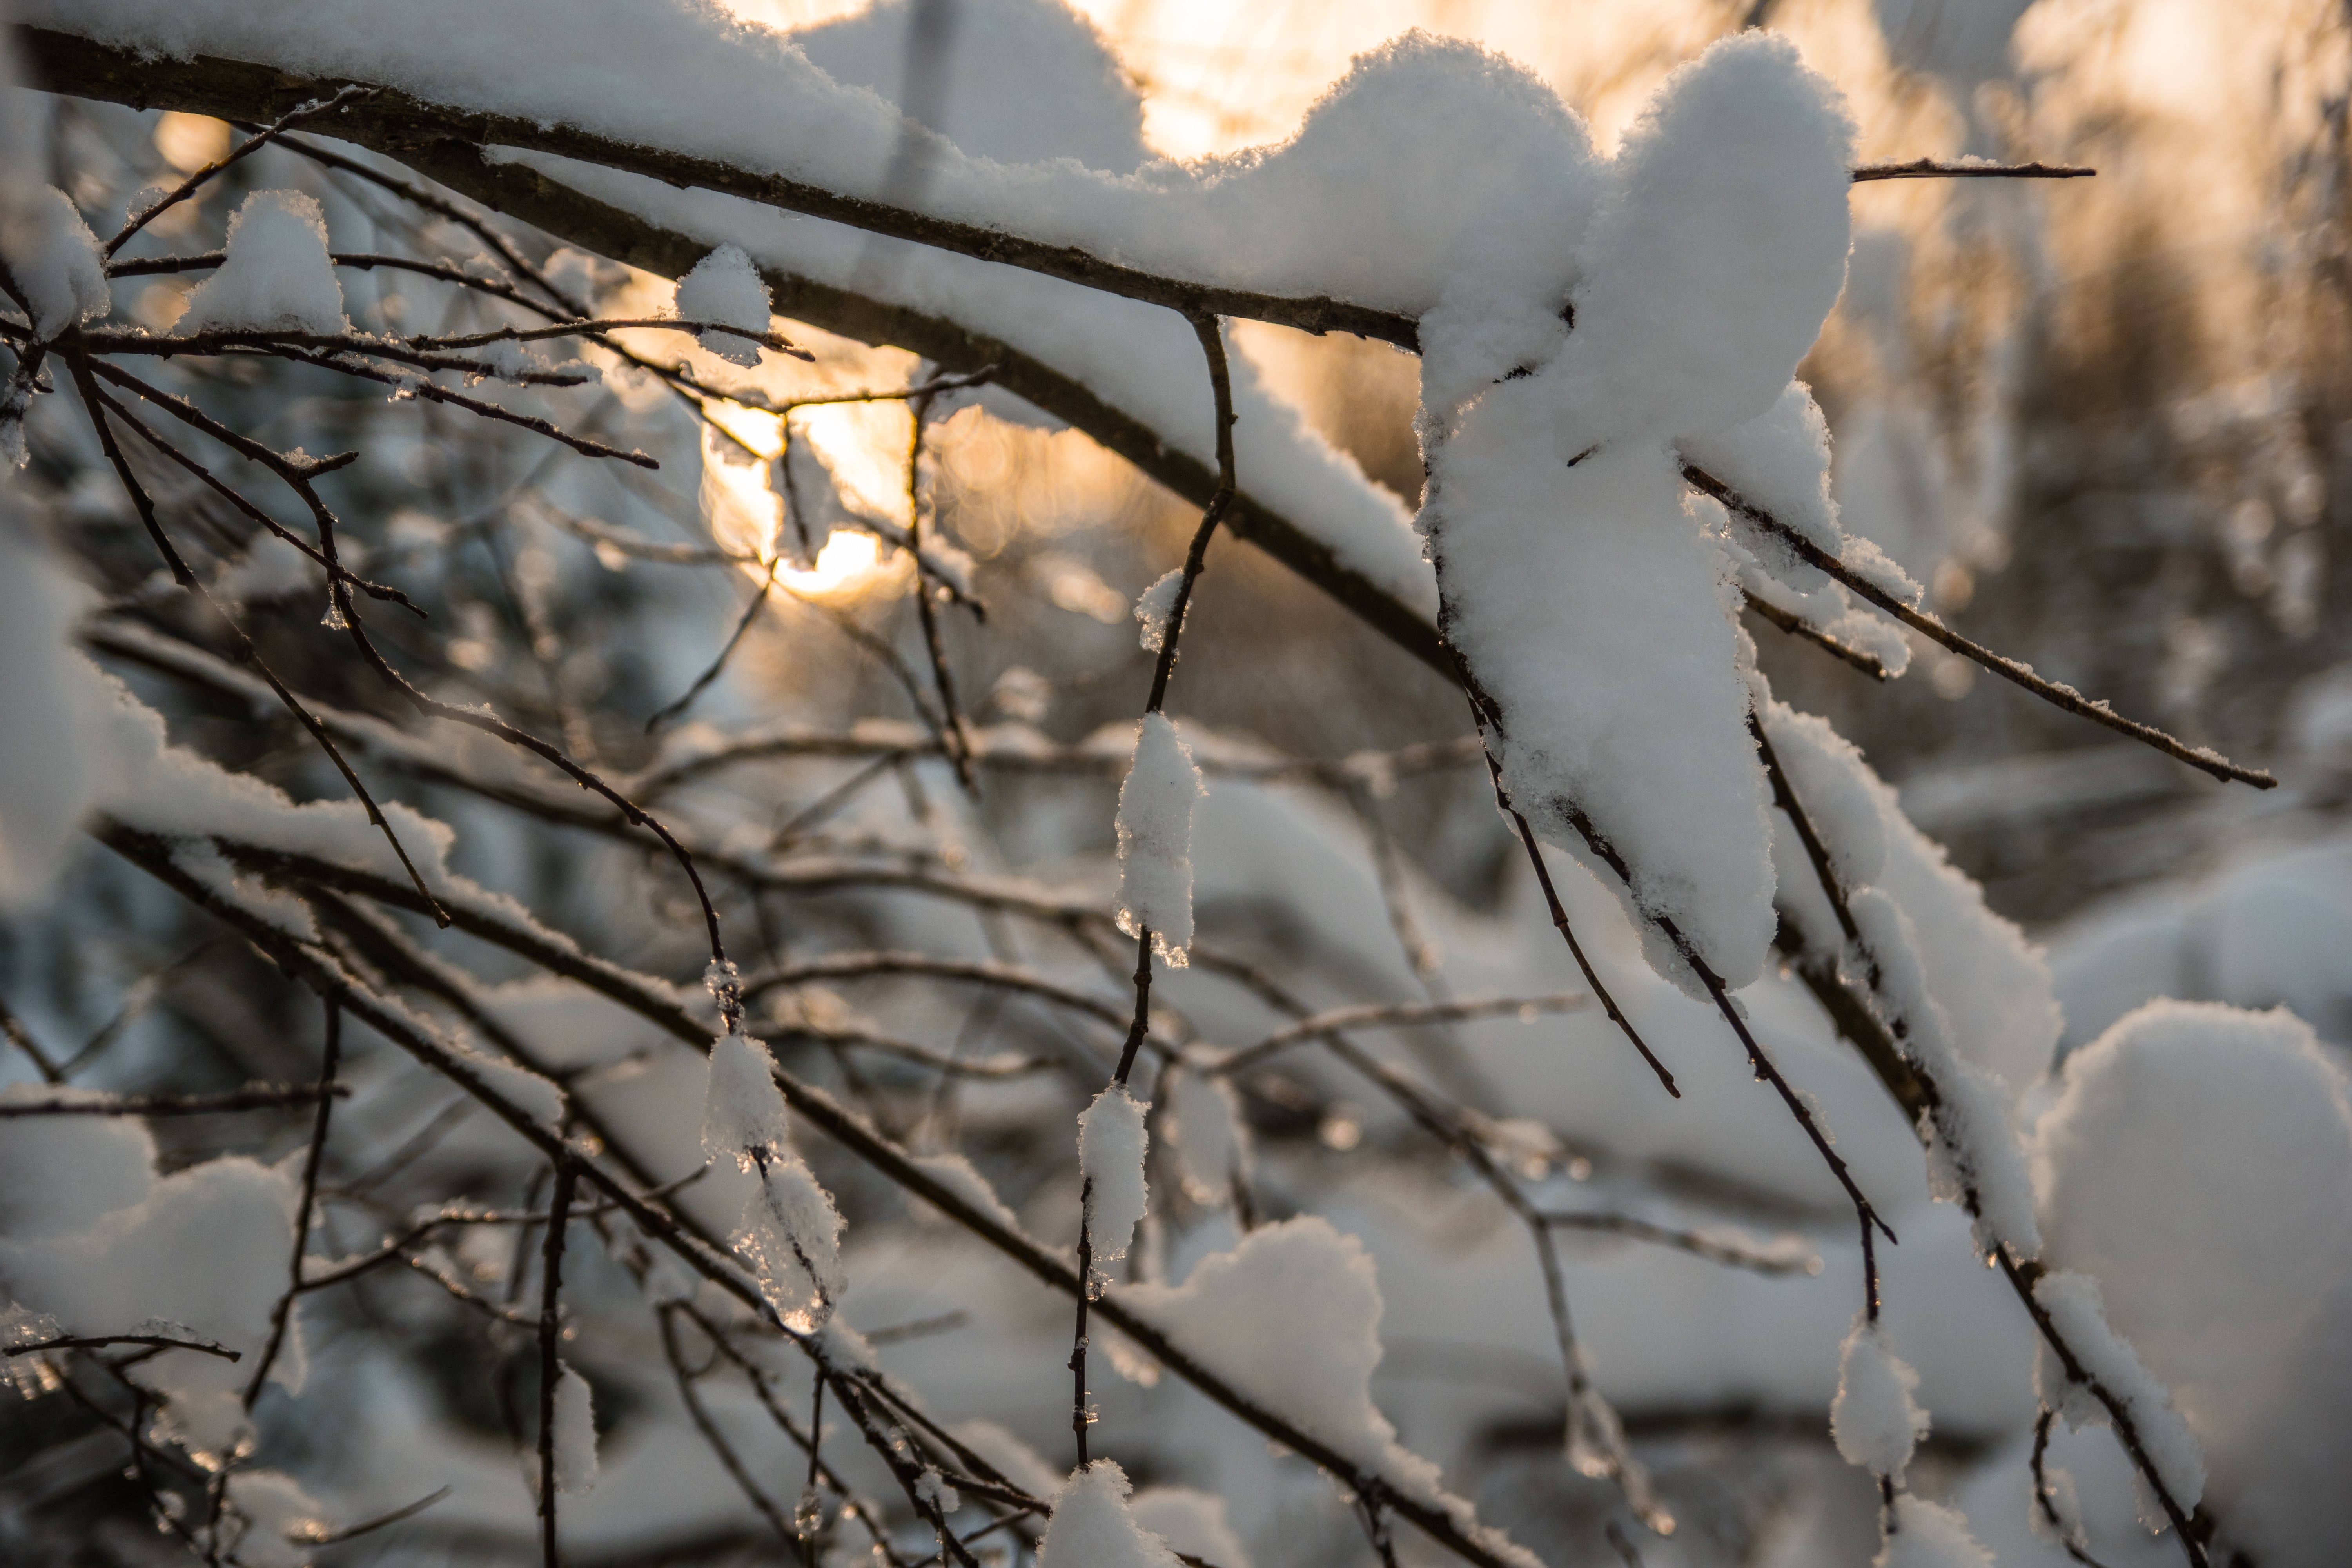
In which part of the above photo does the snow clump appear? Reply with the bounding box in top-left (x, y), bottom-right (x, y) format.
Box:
top-left (1829, 1315), bottom-right (1930, 1484)
top-left (1419, 33), bottom-right (1867, 997)
top-left (698, 1029), bottom-right (846, 1331)
top-left (1035, 1461), bottom-right (1182, 1568)
top-left (1114, 712), bottom-right (1203, 963)
top-left (673, 243), bottom-right (772, 366)
top-left (1077, 1083), bottom-right (1149, 1263)
top-left (175, 190), bottom-right (348, 337)
top-left (2033, 998), bottom-right (2352, 1563)
top-left (2, 186), bottom-right (109, 339)
top-left (552, 1362), bottom-right (599, 1493)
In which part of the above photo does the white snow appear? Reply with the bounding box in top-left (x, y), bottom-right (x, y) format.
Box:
top-left (224, 1470), bottom-right (331, 1568)
top-left (0, 524), bottom-right (103, 909)
top-left (700, 1028), bottom-right (792, 1163)
top-left (1874, 1495), bottom-right (1994, 1568)
top-left (1078, 1084), bottom-right (1150, 1263)
top-left (1681, 382), bottom-right (1844, 586)
top-left (1849, 887), bottom-right (2041, 1256)
top-left (553, 1363), bottom-right (599, 1494)
top-left (1037, 1461), bottom-right (1182, 1568)
top-left (2029, 1270), bottom-right (2205, 1526)
top-left (1114, 1216), bottom-right (1446, 1510)
top-left (1129, 1486), bottom-right (1254, 1568)
top-left (1830, 1315), bottom-right (1930, 1482)
top-left (1114, 713), bottom-right (1203, 964)
top-left (2032, 999), bottom-right (2352, 1564)
top-left (0, 1154), bottom-right (297, 1463)
top-left (0, 1086), bottom-right (157, 1236)
top-left (3, 186), bottom-right (109, 339)
top-left (1421, 34), bottom-right (1857, 996)
top-left (913, 1465), bottom-right (960, 1514)
top-left (673, 244), bottom-right (773, 367)
top-left (174, 190), bottom-right (348, 337)
top-left (1133, 568), bottom-right (1183, 652)
top-left (949, 1417), bottom-right (1062, 1500)
top-left (699, 1030), bottom-right (845, 1331)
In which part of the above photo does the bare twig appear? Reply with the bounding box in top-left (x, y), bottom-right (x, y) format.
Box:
top-left (1211, 994), bottom-right (1588, 1076)
top-left (1851, 159), bottom-right (2095, 181)
top-left (535, 1160), bottom-right (578, 1568)
top-left (0, 1083), bottom-right (350, 1118)
top-left (105, 85), bottom-right (380, 256)
top-left (1686, 465), bottom-right (2274, 789)
top-left (245, 1000), bottom-right (341, 1407)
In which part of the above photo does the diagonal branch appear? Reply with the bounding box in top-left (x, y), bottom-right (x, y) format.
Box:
top-left (1686, 465), bottom-right (2274, 789)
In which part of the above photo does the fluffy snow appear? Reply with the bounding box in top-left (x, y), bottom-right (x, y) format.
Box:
top-left (553, 1363), bottom-right (599, 1494)
top-left (1115, 1216), bottom-right (1447, 1508)
top-left (1115, 713), bottom-right (1203, 964)
top-left (2029, 1270), bottom-right (2205, 1526)
top-left (1422, 34), bottom-right (1857, 996)
top-left (1036, 1461), bottom-right (1181, 1568)
top-left (1849, 888), bottom-right (2040, 1256)
top-left (1830, 1316), bottom-right (1930, 1482)
top-left (787, 0), bottom-right (1151, 171)
top-left (2, 186), bottom-right (109, 339)
top-left (1875, 1496), bottom-right (1994, 1568)
top-left (174, 190), bottom-right (348, 337)
top-left (1128, 1486), bottom-right (1254, 1568)
top-left (224, 1470), bottom-right (331, 1568)
top-left (0, 524), bottom-right (102, 909)
top-left (1762, 701), bottom-right (2061, 1098)
top-left (1133, 568), bottom-right (1183, 652)
top-left (1681, 382), bottom-right (1843, 585)
top-left (673, 243), bottom-right (773, 367)
top-left (699, 1030), bottom-right (845, 1331)
top-left (0, 1088), bottom-right (156, 1237)
top-left (0, 1154), bottom-right (296, 1463)
top-left (1078, 1084), bottom-right (1150, 1263)
top-left (2032, 999), bottom-right (2352, 1564)
top-left (700, 1027), bottom-right (792, 1162)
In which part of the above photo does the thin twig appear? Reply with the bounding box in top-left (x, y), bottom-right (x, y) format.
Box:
top-left (535, 1160), bottom-right (578, 1568)
top-left (1851, 159), bottom-right (2095, 181)
top-left (0, 1083), bottom-right (350, 1118)
top-left (1211, 994), bottom-right (1588, 1076)
top-left (245, 1000), bottom-right (341, 1407)
top-left (105, 85), bottom-right (380, 256)
top-left (1686, 465), bottom-right (2274, 788)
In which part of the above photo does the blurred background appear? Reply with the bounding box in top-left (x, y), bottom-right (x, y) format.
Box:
top-left (6, 2), bottom-right (2351, 1565)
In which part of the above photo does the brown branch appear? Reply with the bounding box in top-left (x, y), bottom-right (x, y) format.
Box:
top-left (24, 31), bottom-right (1454, 675)
top-left (5, 1333), bottom-right (239, 1361)
top-left (535, 1160), bottom-right (578, 1568)
top-left (1851, 159), bottom-right (2095, 181)
top-left (1534, 1210), bottom-right (1818, 1276)
top-left (1686, 465), bottom-right (2275, 788)
top-left (904, 390), bottom-right (976, 788)
top-left (105, 83), bottom-right (379, 256)
top-left (1211, 994), bottom-right (1588, 1076)
top-left (67, 349), bottom-right (454, 925)
top-left (1740, 589), bottom-right (1889, 680)
top-left (245, 999), bottom-right (341, 1408)
top-left (0, 993), bottom-right (66, 1083)
top-left (0, 1083), bottom-right (349, 1118)
top-left (93, 820), bottom-right (1536, 1568)
top-left (1755, 721), bottom-right (2214, 1564)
